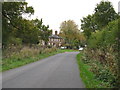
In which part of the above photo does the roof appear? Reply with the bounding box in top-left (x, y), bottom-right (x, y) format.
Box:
top-left (49, 35), bottom-right (62, 39)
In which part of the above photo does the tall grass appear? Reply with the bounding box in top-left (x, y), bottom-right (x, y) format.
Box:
top-left (2, 45), bottom-right (76, 72)
top-left (2, 45), bottom-right (58, 72)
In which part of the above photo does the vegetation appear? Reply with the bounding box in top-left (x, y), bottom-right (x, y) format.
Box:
top-left (77, 53), bottom-right (111, 88)
top-left (2, 2), bottom-right (78, 72)
top-left (2, 2), bottom-right (54, 71)
top-left (82, 19), bottom-right (120, 88)
top-left (79, 1), bottom-right (119, 88)
top-left (81, 1), bottom-right (118, 39)
top-left (2, 2), bottom-right (52, 47)
top-left (2, 45), bottom-right (76, 72)
top-left (59, 20), bottom-right (86, 49)
top-left (2, 1), bottom-right (119, 88)
top-left (94, 1), bottom-right (118, 29)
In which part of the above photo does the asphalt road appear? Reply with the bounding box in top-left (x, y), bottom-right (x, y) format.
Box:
top-left (2, 52), bottom-right (85, 88)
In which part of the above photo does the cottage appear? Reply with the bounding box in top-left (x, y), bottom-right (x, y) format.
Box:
top-left (48, 31), bottom-right (64, 47)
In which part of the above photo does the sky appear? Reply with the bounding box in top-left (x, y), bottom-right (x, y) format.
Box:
top-left (26, 0), bottom-right (119, 34)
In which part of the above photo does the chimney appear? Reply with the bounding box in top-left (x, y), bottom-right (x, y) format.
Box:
top-left (55, 31), bottom-right (57, 35)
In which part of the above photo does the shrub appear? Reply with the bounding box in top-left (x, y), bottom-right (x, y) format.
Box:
top-left (82, 18), bottom-right (120, 88)
top-left (8, 37), bottom-right (22, 46)
top-left (42, 47), bottom-right (57, 54)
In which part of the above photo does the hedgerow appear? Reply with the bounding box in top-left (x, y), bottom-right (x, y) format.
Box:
top-left (81, 18), bottom-right (120, 88)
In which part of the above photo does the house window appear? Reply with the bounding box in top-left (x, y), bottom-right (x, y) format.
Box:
top-left (54, 39), bottom-right (57, 41)
top-left (51, 38), bottom-right (54, 41)
top-left (55, 39), bottom-right (57, 41)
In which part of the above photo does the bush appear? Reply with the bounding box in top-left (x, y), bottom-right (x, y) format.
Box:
top-left (3, 45), bottom-right (57, 59)
top-left (42, 47), bottom-right (57, 54)
top-left (82, 18), bottom-right (120, 88)
top-left (8, 37), bottom-right (22, 46)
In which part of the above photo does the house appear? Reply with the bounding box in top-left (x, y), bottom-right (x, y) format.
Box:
top-left (48, 31), bottom-right (64, 47)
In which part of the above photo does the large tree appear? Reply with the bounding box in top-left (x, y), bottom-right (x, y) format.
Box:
top-left (60, 20), bottom-right (85, 48)
top-left (2, 2), bottom-right (52, 46)
top-left (15, 19), bottom-right (40, 44)
top-left (94, 1), bottom-right (118, 29)
top-left (81, 14), bottom-right (98, 39)
top-left (32, 19), bottom-right (52, 45)
top-left (81, 1), bottom-right (118, 39)
top-left (2, 2), bottom-right (34, 46)
top-left (40, 25), bottom-right (52, 45)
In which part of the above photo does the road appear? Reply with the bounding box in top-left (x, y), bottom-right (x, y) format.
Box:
top-left (2, 52), bottom-right (85, 88)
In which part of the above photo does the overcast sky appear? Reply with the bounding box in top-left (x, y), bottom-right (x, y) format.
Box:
top-left (26, 0), bottom-right (119, 34)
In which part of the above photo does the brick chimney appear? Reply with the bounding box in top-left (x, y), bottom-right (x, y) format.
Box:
top-left (55, 31), bottom-right (57, 35)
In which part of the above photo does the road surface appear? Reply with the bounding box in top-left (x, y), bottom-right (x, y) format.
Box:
top-left (2, 52), bottom-right (84, 88)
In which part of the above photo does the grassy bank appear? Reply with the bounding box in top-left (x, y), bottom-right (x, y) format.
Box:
top-left (76, 53), bottom-right (111, 88)
top-left (2, 48), bottom-right (77, 72)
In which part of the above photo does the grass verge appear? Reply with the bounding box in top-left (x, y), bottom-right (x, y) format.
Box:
top-left (76, 53), bottom-right (111, 88)
top-left (2, 49), bottom-right (77, 72)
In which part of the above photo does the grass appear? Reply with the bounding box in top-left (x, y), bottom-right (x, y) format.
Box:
top-left (2, 49), bottom-right (77, 72)
top-left (76, 53), bottom-right (111, 88)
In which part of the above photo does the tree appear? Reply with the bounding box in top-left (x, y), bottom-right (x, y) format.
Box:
top-left (2, 2), bottom-right (34, 46)
top-left (40, 24), bottom-right (52, 45)
top-left (81, 1), bottom-right (118, 39)
top-left (94, 1), bottom-right (118, 29)
top-left (60, 20), bottom-right (85, 48)
top-left (81, 14), bottom-right (98, 39)
top-left (32, 19), bottom-right (52, 45)
top-left (16, 19), bottom-right (40, 44)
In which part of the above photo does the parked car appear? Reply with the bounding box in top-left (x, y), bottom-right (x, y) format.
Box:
top-left (78, 47), bottom-right (83, 51)
top-left (60, 46), bottom-right (66, 49)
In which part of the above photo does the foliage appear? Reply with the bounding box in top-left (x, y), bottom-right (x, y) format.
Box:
top-left (60, 20), bottom-right (86, 48)
top-left (81, 18), bottom-right (120, 88)
top-left (81, 15), bottom-right (98, 39)
top-left (2, 2), bottom-right (52, 47)
top-left (2, 2), bottom-right (34, 46)
top-left (2, 45), bottom-right (76, 72)
top-left (80, 2), bottom-right (119, 87)
top-left (15, 19), bottom-right (40, 44)
top-left (2, 45), bottom-right (57, 71)
top-left (94, 1), bottom-right (118, 29)
top-left (32, 19), bottom-right (52, 45)
top-left (76, 53), bottom-right (111, 88)
top-left (81, 1), bottom-right (118, 39)
top-left (40, 25), bottom-right (52, 45)
top-left (88, 18), bottom-right (118, 49)
top-left (7, 37), bottom-right (22, 46)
